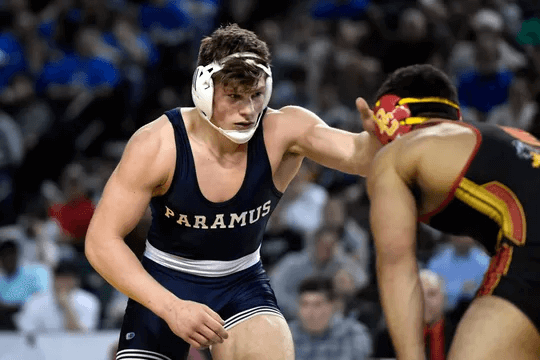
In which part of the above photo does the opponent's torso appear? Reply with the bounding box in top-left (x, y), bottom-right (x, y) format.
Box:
top-left (420, 121), bottom-right (540, 255)
top-left (147, 108), bottom-right (282, 261)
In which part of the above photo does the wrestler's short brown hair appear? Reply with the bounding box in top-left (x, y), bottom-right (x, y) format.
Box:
top-left (197, 24), bottom-right (271, 91)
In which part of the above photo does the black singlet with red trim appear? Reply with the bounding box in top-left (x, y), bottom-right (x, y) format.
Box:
top-left (419, 121), bottom-right (540, 255)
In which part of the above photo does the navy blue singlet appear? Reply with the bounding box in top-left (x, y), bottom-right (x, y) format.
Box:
top-left (146, 108), bottom-right (283, 261)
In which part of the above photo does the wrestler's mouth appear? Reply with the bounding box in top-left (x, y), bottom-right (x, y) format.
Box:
top-left (234, 122), bottom-right (255, 129)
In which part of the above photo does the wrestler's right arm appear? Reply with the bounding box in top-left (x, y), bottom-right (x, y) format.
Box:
top-left (85, 117), bottom-right (228, 348)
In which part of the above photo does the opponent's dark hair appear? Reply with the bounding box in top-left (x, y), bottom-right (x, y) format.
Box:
top-left (375, 64), bottom-right (459, 106)
top-left (298, 276), bottom-right (336, 301)
top-left (197, 24), bottom-right (271, 91)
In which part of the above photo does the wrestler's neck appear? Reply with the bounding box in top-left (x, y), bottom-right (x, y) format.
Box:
top-left (185, 107), bottom-right (247, 156)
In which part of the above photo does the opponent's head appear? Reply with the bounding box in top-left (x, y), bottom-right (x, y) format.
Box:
top-left (192, 24), bottom-right (272, 144)
top-left (372, 64), bottom-right (461, 145)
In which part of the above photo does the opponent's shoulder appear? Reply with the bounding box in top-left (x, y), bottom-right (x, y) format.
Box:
top-left (368, 122), bottom-right (461, 183)
top-left (387, 121), bottom-right (476, 162)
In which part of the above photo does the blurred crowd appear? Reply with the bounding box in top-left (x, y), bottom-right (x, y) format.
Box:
top-left (0, 0), bottom-right (539, 359)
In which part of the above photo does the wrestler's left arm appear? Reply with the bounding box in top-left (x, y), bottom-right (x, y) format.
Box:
top-left (366, 145), bottom-right (426, 360)
top-left (285, 98), bottom-right (381, 177)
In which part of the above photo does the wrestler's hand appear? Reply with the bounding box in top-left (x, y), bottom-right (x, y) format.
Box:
top-left (356, 97), bottom-right (377, 134)
top-left (164, 299), bottom-right (229, 349)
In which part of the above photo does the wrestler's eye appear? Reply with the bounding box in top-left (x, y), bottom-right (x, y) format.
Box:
top-left (253, 92), bottom-right (263, 98)
top-left (229, 94), bottom-right (241, 100)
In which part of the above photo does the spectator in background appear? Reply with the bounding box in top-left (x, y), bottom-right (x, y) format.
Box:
top-left (375, 269), bottom-right (457, 360)
top-left (322, 193), bottom-right (370, 274)
top-left (449, 8), bottom-right (526, 80)
top-left (289, 276), bottom-right (372, 360)
top-left (378, 7), bottom-right (440, 75)
top-left (312, 80), bottom-right (356, 129)
top-left (19, 197), bottom-right (66, 268)
top-left (0, 109), bottom-right (24, 226)
top-left (15, 260), bottom-right (100, 333)
top-left (47, 162), bottom-right (95, 254)
top-left (271, 225), bottom-right (368, 319)
top-left (427, 235), bottom-right (490, 311)
top-left (0, 14), bottom-right (28, 115)
top-left (103, 8), bottom-right (160, 128)
top-left (487, 74), bottom-right (538, 131)
top-left (0, 240), bottom-right (50, 330)
top-left (278, 161), bottom-right (328, 238)
top-left (452, 9), bottom-right (527, 121)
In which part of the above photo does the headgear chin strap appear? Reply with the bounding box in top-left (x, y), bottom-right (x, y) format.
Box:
top-left (191, 52), bottom-right (273, 144)
top-left (372, 94), bottom-right (461, 145)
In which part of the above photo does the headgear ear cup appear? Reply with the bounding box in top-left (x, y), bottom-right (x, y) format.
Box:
top-left (190, 52), bottom-right (273, 144)
top-left (191, 64), bottom-right (221, 121)
top-left (191, 53), bottom-right (273, 122)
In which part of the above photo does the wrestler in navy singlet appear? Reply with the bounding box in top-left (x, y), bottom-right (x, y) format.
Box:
top-left (116, 109), bottom-right (285, 360)
top-left (418, 120), bottom-right (540, 330)
top-left (148, 107), bottom-right (282, 261)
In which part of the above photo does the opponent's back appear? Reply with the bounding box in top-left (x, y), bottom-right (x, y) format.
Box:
top-left (416, 121), bottom-right (540, 256)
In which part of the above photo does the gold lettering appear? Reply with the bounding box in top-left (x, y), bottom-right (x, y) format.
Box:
top-left (228, 212), bottom-right (247, 228)
top-left (210, 214), bottom-right (227, 229)
top-left (261, 200), bottom-right (271, 217)
top-left (375, 109), bottom-right (400, 136)
top-left (176, 214), bottom-right (191, 227)
top-left (532, 152), bottom-right (540, 168)
top-left (193, 216), bottom-right (208, 229)
top-left (164, 206), bottom-right (175, 218)
top-left (249, 206), bottom-right (262, 224)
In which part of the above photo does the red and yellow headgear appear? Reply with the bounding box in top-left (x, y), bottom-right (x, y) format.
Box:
top-left (372, 94), bottom-right (461, 145)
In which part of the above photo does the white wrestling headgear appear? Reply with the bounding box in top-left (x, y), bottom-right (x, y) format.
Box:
top-left (191, 52), bottom-right (273, 144)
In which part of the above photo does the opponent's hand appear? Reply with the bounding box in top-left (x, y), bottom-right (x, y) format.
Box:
top-left (356, 97), bottom-right (377, 134)
top-left (164, 299), bottom-right (229, 349)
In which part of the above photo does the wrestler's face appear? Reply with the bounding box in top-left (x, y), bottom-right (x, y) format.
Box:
top-left (299, 292), bottom-right (334, 335)
top-left (211, 77), bottom-right (266, 132)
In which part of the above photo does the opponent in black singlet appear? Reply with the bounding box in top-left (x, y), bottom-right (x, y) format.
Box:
top-left (419, 121), bottom-right (540, 330)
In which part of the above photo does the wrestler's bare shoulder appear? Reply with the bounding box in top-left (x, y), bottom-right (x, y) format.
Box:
top-left (263, 106), bottom-right (321, 139)
top-left (121, 115), bottom-right (176, 193)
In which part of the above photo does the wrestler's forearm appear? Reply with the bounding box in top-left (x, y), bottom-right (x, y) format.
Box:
top-left (377, 254), bottom-right (425, 360)
top-left (85, 235), bottom-right (177, 319)
top-left (354, 130), bottom-right (382, 177)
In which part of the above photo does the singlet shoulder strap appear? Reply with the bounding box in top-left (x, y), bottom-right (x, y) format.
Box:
top-left (163, 107), bottom-right (192, 182)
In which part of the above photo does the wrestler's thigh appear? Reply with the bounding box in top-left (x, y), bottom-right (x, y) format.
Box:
top-left (210, 314), bottom-right (294, 360)
top-left (448, 295), bottom-right (540, 360)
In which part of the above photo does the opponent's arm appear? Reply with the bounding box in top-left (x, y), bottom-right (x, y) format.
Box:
top-left (286, 98), bottom-right (381, 177)
top-left (367, 145), bottom-right (425, 360)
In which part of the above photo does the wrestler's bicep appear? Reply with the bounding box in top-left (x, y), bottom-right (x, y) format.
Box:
top-left (88, 120), bottom-right (172, 239)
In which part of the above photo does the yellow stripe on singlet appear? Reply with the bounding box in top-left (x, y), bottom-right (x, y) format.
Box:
top-left (454, 178), bottom-right (526, 250)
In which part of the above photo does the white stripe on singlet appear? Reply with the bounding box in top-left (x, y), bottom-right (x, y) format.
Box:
top-left (143, 240), bottom-right (261, 277)
top-left (117, 349), bottom-right (172, 360)
top-left (223, 306), bottom-right (284, 330)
